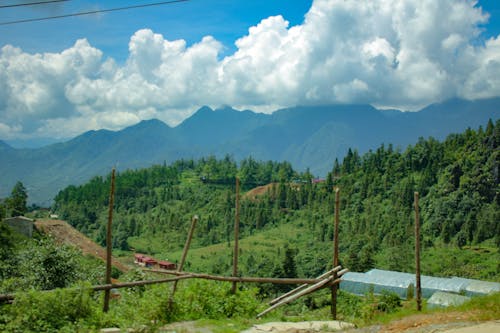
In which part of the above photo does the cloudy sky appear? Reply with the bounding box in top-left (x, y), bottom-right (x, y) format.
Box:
top-left (1, 0), bottom-right (500, 144)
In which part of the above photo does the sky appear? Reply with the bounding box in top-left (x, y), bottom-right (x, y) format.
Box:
top-left (1, 0), bottom-right (500, 144)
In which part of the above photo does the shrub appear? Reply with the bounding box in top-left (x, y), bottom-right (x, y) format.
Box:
top-left (377, 290), bottom-right (402, 313)
top-left (0, 283), bottom-right (95, 333)
top-left (171, 280), bottom-right (261, 321)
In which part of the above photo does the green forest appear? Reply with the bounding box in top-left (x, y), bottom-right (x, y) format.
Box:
top-left (50, 119), bottom-right (499, 280)
top-left (0, 120), bottom-right (499, 332)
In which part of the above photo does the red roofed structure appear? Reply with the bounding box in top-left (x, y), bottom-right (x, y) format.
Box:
top-left (158, 260), bottom-right (176, 270)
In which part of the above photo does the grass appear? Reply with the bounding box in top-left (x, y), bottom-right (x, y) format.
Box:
top-left (353, 292), bottom-right (500, 328)
top-left (421, 241), bottom-right (500, 281)
top-left (165, 218), bottom-right (309, 272)
top-left (455, 290), bottom-right (500, 320)
top-left (159, 291), bottom-right (500, 333)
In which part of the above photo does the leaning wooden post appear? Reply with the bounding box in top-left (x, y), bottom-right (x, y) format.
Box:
top-left (231, 177), bottom-right (240, 294)
top-left (103, 168), bottom-right (116, 313)
top-left (169, 215), bottom-right (198, 309)
top-left (331, 187), bottom-right (340, 319)
top-left (178, 215), bottom-right (199, 272)
top-left (414, 192), bottom-right (422, 311)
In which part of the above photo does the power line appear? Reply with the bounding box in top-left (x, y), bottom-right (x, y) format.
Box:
top-left (0, 0), bottom-right (69, 9)
top-left (0, 0), bottom-right (189, 26)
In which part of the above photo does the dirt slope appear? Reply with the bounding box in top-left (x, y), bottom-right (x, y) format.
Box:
top-left (244, 183), bottom-right (278, 200)
top-left (34, 219), bottom-right (129, 272)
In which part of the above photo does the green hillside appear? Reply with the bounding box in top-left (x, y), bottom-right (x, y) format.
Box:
top-left (52, 119), bottom-right (500, 282)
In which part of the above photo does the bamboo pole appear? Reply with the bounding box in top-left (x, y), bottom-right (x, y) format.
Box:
top-left (178, 215), bottom-right (198, 271)
top-left (146, 269), bottom-right (348, 285)
top-left (414, 192), bottom-right (422, 311)
top-left (0, 276), bottom-right (193, 303)
top-left (168, 215), bottom-right (198, 308)
top-left (257, 276), bottom-right (343, 318)
top-left (231, 177), bottom-right (240, 294)
top-left (93, 275), bottom-right (192, 291)
top-left (103, 168), bottom-right (116, 313)
top-left (269, 266), bottom-right (343, 305)
top-left (1, 269), bottom-right (349, 303)
top-left (331, 187), bottom-right (340, 319)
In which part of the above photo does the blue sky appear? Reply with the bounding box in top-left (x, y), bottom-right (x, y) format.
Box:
top-left (0, 1), bottom-right (314, 61)
top-left (1, 0), bottom-right (500, 142)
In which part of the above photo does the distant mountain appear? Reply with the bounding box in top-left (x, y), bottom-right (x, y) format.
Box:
top-left (1, 98), bottom-right (499, 205)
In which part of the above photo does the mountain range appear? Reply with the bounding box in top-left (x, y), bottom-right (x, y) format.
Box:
top-left (1, 98), bottom-right (499, 205)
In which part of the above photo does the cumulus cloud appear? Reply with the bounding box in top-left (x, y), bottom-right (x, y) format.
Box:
top-left (0, 0), bottom-right (499, 140)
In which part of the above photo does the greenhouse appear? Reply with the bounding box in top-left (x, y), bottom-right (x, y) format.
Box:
top-left (340, 269), bottom-right (500, 301)
top-left (340, 271), bottom-right (414, 299)
top-left (450, 277), bottom-right (500, 296)
top-left (427, 291), bottom-right (470, 308)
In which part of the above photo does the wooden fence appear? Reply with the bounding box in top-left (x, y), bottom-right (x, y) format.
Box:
top-left (1, 175), bottom-right (352, 318)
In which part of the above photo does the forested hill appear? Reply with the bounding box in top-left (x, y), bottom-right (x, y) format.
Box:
top-left (2, 98), bottom-right (500, 205)
top-left (53, 120), bottom-right (500, 281)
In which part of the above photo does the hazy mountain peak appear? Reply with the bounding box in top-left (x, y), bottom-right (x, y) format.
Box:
top-left (214, 105), bottom-right (236, 112)
top-left (1, 98), bottom-right (498, 205)
top-left (195, 105), bottom-right (214, 114)
top-left (0, 140), bottom-right (13, 150)
top-left (129, 118), bottom-right (169, 129)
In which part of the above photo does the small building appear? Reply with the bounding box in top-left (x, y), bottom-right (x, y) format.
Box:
top-left (134, 253), bottom-right (146, 265)
top-left (158, 260), bottom-right (176, 270)
top-left (142, 257), bottom-right (157, 268)
top-left (3, 216), bottom-right (34, 238)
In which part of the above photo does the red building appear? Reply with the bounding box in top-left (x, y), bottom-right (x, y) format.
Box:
top-left (134, 253), bottom-right (175, 269)
top-left (158, 260), bottom-right (177, 270)
top-left (142, 257), bottom-right (157, 268)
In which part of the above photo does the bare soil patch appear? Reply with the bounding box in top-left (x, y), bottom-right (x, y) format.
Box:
top-left (35, 219), bottom-right (130, 272)
top-left (244, 183), bottom-right (278, 200)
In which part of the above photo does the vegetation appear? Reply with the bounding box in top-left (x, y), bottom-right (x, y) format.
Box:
top-left (0, 181), bottom-right (28, 219)
top-left (52, 119), bottom-right (499, 281)
top-left (0, 120), bottom-right (498, 331)
top-left (0, 232), bottom-right (105, 294)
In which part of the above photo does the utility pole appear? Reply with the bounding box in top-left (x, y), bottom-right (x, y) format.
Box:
top-left (231, 177), bottom-right (240, 294)
top-left (414, 192), bottom-right (422, 311)
top-left (103, 168), bottom-right (116, 313)
top-left (331, 187), bottom-right (340, 319)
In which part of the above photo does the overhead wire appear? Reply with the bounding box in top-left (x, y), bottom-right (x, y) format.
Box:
top-left (0, 0), bottom-right (69, 9)
top-left (0, 0), bottom-right (189, 26)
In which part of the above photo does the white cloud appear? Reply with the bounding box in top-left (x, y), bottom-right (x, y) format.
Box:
top-left (0, 0), bottom-right (499, 140)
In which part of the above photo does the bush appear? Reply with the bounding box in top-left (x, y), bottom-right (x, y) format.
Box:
top-left (377, 290), bottom-right (402, 313)
top-left (171, 280), bottom-right (261, 321)
top-left (0, 283), bottom-right (95, 333)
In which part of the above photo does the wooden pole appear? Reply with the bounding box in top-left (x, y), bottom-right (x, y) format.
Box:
top-left (258, 276), bottom-right (343, 318)
top-left (169, 215), bottom-right (198, 308)
top-left (149, 269), bottom-right (349, 285)
top-left (270, 266), bottom-right (342, 305)
top-left (414, 192), bottom-right (422, 311)
top-left (331, 187), bottom-right (340, 319)
top-left (0, 276), bottom-right (192, 303)
top-left (1, 270), bottom-right (351, 303)
top-left (231, 177), bottom-right (240, 294)
top-left (178, 215), bottom-right (198, 272)
top-left (103, 168), bottom-right (116, 313)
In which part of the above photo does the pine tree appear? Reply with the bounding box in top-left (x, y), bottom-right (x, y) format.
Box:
top-left (8, 181), bottom-right (28, 217)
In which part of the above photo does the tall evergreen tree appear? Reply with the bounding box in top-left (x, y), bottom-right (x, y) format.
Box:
top-left (9, 181), bottom-right (28, 217)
